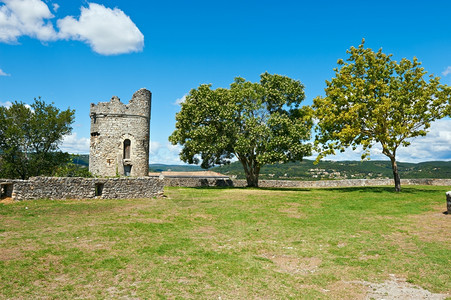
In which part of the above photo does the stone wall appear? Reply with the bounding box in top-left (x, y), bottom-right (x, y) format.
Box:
top-left (2, 177), bottom-right (450, 201)
top-left (89, 88), bottom-right (151, 177)
top-left (4, 177), bottom-right (164, 201)
top-left (162, 177), bottom-right (235, 187)
top-left (163, 178), bottom-right (451, 188)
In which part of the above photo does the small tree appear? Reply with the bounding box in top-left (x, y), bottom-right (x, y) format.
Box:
top-left (169, 72), bottom-right (313, 187)
top-left (0, 98), bottom-right (75, 179)
top-left (313, 40), bottom-right (451, 191)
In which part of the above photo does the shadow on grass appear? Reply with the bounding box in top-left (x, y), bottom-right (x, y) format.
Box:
top-left (261, 186), bottom-right (440, 194)
top-left (325, 186), bottom-right (440, 194)
top-left (185, 185), bottom-right (440, 194)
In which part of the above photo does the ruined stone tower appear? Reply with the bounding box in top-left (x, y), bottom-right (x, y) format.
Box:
top-left (89, 88), bottom-right (151, 177)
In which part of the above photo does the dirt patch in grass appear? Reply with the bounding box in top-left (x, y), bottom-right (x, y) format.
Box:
top-left (0, 248), bottom-right (23, 261)
top-left (74, 238), bottom-right (116, 252)
top-left (278, 207), bottom-right (306, 219)
top-left (325, 280), bottom-right (367, 299)
top-left (0, 197), bottom-right (14, 204)
top-left (261, 254), bottom-right (321, 274)
top-left (191, 213), bottom-right (215, 221)
top-left (354, 275), bottom-right (450, 299)
top-left (193, 226), bottom-right (216, 234)
top-left (407, 205), bottom-right (450, 243)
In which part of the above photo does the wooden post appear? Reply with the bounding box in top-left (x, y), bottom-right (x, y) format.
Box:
top-left (446, 192), bottom-right (451, 214)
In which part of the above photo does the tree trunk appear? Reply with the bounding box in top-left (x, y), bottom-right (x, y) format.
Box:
top-left (245, 169), bottom-right (259, 187)
top-left (389, 156), bottom-right (401, 192)
top-left (239, 157), bottom-right (260, 187)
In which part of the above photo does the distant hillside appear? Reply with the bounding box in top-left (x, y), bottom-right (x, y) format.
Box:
top-left (211, 159), bottom-right (451, 180)
top-left (72, 154), bottom-right (451, 180)
top-left (71, 154), bottom-right (89, 167)
top-left (71, 155), bottom-right (202, 172)
top-left (149, 164), bottom-right (202, 172)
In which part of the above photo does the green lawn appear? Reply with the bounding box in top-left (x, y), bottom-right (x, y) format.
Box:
top-left (0, 186), bottom-right (450, 299)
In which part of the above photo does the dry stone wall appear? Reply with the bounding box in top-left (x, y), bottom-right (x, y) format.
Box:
top-left (2, 177), bottom-right (451, 201)
top-left (163, 178), bottom-right (451, 188)
top-left (6, 177), bottom-right (164, 200)
top-left (162, 177), bottom-right (235, 187)
top-left (89, 89), bottom-right (151, 177)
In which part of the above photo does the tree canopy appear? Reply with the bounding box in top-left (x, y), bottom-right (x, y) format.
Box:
top-left (169, 72), bottom-right (313, 187)
top-left (313, 40), bottom-right (451, 191)
top-left (0, 98), bottom-right (75, 179)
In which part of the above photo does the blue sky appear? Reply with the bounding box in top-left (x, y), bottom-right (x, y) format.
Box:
top-left (1, 0), bottom-right (451, 164)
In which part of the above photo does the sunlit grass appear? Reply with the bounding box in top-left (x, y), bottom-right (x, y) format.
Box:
top-left (0, 186), bottom-right (449, 298)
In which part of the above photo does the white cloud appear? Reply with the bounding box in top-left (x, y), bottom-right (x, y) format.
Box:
top-left (0, 0), bottom-right (57, 43)
top-left (442, 66), bottom-right (451, 77)
top-left (0, 100), bottom-right (12, 107)
top-left (149, 142), bottom-right (185, 165)
top-left (150, 140), bottom-right (162, 155)
top-left (396, 119), bottom-right (451, 162)
top-left (315, 119), bottom-right (451, 163)
top-left (174, 94), bottom-right (186, 105)
top-left (167, 142), bottom-right (182, 153)
top-left (0, 101), bottom-right (33, 111)
top-left (60, 132), bottom-right (89, 154)
top-left (57, 3), bottom-right (144, 55)
top-left (0, 0), bottom-right (144, 55)
top-left (0, 68), bottom-right (10, 76)
top-left (24, 103), bottom-right (32, 111)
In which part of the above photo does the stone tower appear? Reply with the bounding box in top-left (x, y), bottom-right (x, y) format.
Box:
top-left (89, 88), bottom-right (151, 177)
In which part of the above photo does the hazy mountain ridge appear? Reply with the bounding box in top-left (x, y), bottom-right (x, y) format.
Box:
top-left (149, 164), bottom-right (202, 172)
top-left (211, 159), bottom-right (451, 180)
top-left (71, 155), bottom-right (451, 180)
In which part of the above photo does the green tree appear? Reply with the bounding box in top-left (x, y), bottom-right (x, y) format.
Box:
top-left (53, 162), bottom-right (92, 178)
top-left (313, 40), bottom-right (451, 192)
top-left (169, 72), bottom-right (313, 187)
top-left (0, 98), bottom-right (75, 179)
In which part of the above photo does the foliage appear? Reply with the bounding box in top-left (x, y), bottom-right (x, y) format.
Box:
top-left (313, 40), bottom-right (451, 191)
top-left (0, 186), bottom-right (449, 298)
top-left (0, 98), bottom-right (75, 179)
top-left (53, 162), bottom-right (93, 178)
top-left (169, 72), bottom-right (313, 187)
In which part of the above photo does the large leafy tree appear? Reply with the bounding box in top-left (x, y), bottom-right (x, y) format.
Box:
top-left (0, 98), bottom-right (75, 179)
top-left (169, 72), bottom-right (313, 187)
top-left (313, 40), bottom-right (451, 192)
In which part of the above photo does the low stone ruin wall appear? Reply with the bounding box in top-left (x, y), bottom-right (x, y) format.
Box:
top-left (162, 177), bottom-right (235, 187)
top-left (256, 178), bottom-right (451, 188)
top-left (2, 177), bottom-right (164, 201)
top-left (2, 177), bottom-right (451, 201)
top-left (163, 178), bottom-right (451, 188)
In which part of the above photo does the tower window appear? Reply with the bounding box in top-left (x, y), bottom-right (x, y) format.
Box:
top-left (124, 165), bottom-right (132, 176)
top-left (123, 139), bottom-right (131, 159)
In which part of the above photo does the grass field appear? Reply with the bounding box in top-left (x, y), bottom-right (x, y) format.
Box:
top-left (0, 186), bottom-right (450, 299)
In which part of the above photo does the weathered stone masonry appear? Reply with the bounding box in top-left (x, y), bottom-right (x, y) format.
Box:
top-left (162, 178), bottom-right (451, 188)
top-left (2, 177), bottom-right (451, 201)
top-left (89, 89), bottom-right (151, 177)
top-left (3, 177), bottom-right (164, 200)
